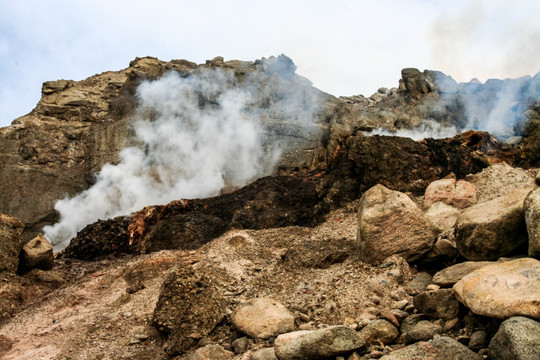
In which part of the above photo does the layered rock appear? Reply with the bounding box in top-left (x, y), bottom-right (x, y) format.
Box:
top-left (357, 184), bottom-right (437, 263)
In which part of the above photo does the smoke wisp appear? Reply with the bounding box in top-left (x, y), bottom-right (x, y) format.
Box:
top-left (44, 55), bottom-right (323, 251)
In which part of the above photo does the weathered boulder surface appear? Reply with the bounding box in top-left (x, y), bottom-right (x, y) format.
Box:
top-left (0, 213), bottom-right (24, 274)
top-left (455, 188), bottom-right (531, 260)
top-left (380, 335), bottom-right (481, 360)
top-left (424, 178), bottom-right (477, 209)
top-left (18, 233), bottom-right (54, 274)
top-left (432, 261), bottom-right (493, 286)
top-left (231, 297), bottom-right (295, 339)
top-left (524, 188), bottom-right (540, 258)
top-left (488, 316), bottom-right (540, 360)
top-left (274, 326), bottom-right (365, 360)
top-left (453, 257), bottom-right (540, 319)
top-left (465, 163), bottom-right (535, 203)
top-left (357, 184), bottom-right (437, 263)
top-left (152, 265), bottom-right (227, 356)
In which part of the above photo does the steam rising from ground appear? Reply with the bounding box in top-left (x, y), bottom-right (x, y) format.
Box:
top-left (44, 56), bottom-right (322, 251)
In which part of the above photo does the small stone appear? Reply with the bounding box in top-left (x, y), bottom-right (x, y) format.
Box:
top-left (390, 309), bottom-right (409, 322)
top-left (405, 320), bottom-right (442, 344)
top-left (407, 272), bottom-right (432, 292)
top-left (426, 284), bottom-right (440, 291)
top-left (186, 344), bottom-right (234, 360)
top-left (391, 300), bottom-right (409, 310)
top-left (358, 319), bottom-right (399, 345)
top-left (251, 347), bottom-right (278, 360)
top-left (468, 331), bottom-right (487, 351)
top-left (413, 289), bottom-right (460, 320)
top-left (122, 312), bottom-right (133, 318)
top-left (380, 309), bottom-right (400, 327)
top-left (443, 318), bottom-right (461, 332)
top-left (231, 337), bottom-right (251, 354)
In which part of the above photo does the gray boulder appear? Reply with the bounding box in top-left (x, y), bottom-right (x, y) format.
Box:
top-left (524, 188), bottom-right (540, 258)
top-left (455, 188), bottom-right (530, 260)
top-left (380, 335), bottom-right (481, 360)
top-left (274, 326), bottom-right (365, 360)
top-left (488, 316), bottom-right (540, 360)
top-left (357, 184), bottom-right (436, 263)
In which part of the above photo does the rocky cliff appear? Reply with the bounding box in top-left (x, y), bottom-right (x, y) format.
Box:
top-left (1, 55), bottom-right (538, 243)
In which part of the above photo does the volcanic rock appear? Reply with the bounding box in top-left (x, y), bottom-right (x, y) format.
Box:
top-left (424, 178), bottom-right (477, 209)
top-left (413, 289), bottom-right (460, 320)
top-left (453, 257), bottom-right (540, 319)
top-left (432, 261), bottom-right (493, 287)
top-left (380, 335), bottom-right (481, 360)
top-left (231, 297), bottom-right (295, 339)
top-left (357, 184), bottom-right (437, 263)
top-left (488, 316), bottom-right (540, 360)
top-left (0, 213), bottom-right (24, 274)
top-left (455, 188), bottom-right (530, 260)
top-left (274, 326), bottom-right (365, 360)
top-left (524, 187), bottom-right (540, 258)
top-left (152, 265), bottom-right (227, 356)
top-left (18, 233), bottom-right (54, 274)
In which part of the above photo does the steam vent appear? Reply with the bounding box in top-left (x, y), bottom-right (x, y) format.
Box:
top-left (1, 55), bottom-right (539, 359)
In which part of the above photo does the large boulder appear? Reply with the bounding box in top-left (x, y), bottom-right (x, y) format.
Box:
top-left (357, 184), bottom-right (437, 263)
top-left (424, 178), bottom-right (477, 209)
top-left (274, 326), bottom-right (365, 360)
top-left (465, 163), bottom-right (535, 203)
top-left (453, 257), bottom-right (540, 319)
top-left (0, 213), bottom-right (24, 274)
top-left (524, 188), bottom-right (540, 258)
top-left (379, 335), bottom-right (481, 360)
top-left (231, 297), bottom-right (295, 339)
top-left (18, 234), bottom-right (54, 274)
top-left (488, 316), bottom-right (540, 360)
top-left (152, 266), bottom-right (227, 356)
top-left (455, 188), bottom-right (530, 260)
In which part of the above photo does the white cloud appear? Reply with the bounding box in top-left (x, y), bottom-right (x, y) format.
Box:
top-left (1, 0), bottom-right (539, 127)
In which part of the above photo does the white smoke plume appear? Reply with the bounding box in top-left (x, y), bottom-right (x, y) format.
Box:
top-left (44, 55), bottom-right (322, 251)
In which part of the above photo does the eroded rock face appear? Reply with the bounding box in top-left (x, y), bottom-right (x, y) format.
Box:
top-left (357, 184), bottom-right (437, 263)
top-left (453, 258), bottom-right (540, 319)
top-left (0, 213), bottom-right (24, 274)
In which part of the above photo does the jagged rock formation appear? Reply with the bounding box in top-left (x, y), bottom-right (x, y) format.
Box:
top-left (1, 55), bottom-right (535, 244)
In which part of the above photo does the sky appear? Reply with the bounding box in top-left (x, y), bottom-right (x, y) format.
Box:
top-left (1, 0), bottom-right (540, 128)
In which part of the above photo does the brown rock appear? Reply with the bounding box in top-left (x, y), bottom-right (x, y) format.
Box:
top-left (152, 266), bottom-right (227, 356)
top-left (231, 297), bottom-right (295, 339)
top-left (251, 347), bottom-right (278, 360)
top-left (18, 234), bottom-right (54, 274)
top-left (0, 213), bottom-right (24, 274)
top-left (424, 178), bottom-right (477, 209)
top-left (405, 320), bottom-right (442, 343)
top-left (358, 319), bottom-right (399, 345)
top-left (455, 188), bottom-right (530, 260)
top-left (453, 258), bottom-right (540, 319)
top-left (357, 184), bottom-right (437, 263)
top-left (432, 261), bottom-right (493, 286)
top-left (524, 188), bottom-right (540, 258)
top-left (413, 289), bottom-right (460, 320)
top-left (186, 344), bottom-right (234, 360)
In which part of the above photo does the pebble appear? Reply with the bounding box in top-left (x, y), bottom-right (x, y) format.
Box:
top-left (122, 312), bottom-right (133, 318)
top-left (426, 284), bottom-right (440, 291)
top-left (391, 299), bottom-right (409, 310)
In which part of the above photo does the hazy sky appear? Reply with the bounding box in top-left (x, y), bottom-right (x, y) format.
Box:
top-left (1, 0), bottom-right (539, 128)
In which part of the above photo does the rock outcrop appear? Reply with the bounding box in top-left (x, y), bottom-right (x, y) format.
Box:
top-left (0, 213), bottom-right (24, 274)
